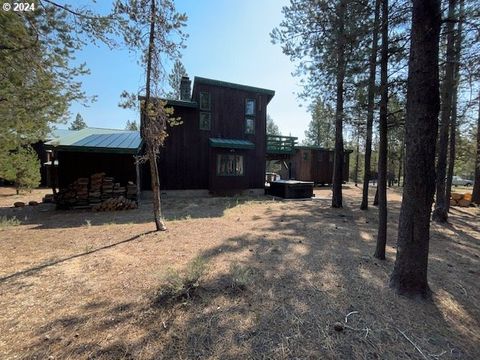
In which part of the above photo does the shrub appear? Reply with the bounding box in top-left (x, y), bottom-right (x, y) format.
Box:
top-left (155, 257), bottom-right (208, 305)
top-left (0, 216), bottom-right (21, 229)
top-left (229, 263), bottom-right (254, 290)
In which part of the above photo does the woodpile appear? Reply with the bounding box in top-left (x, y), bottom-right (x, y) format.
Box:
top-left (450, 192), bottom-right (472, 207)
top-left (92, 196), bottom-right (138, 212)
top-left (55, 173), bottom-right (138, 210)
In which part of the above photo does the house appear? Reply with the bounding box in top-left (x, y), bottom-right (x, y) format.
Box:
top-left (142, 76), bottom-right (275, 195)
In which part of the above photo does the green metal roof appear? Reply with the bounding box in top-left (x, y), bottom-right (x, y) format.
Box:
top-left (209, 138), bottom-right (255, 150)
top-left (195, 77), bottom-right (275, 97)
top-left (166, 99), bottom-right (198, 108)
top-left (45, 128), bottom-right (142, 154)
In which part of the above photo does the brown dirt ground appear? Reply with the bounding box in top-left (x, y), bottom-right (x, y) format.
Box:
top-left (0, 185), bottom-right (479, 359)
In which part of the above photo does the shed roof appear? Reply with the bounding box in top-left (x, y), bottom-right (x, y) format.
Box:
top-left (45, 127), bottom-right (142, 154)
top-left (209, 138), bottom-right (255, 150)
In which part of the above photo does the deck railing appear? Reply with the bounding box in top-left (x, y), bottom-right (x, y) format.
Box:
top-left (266, 135), bottom-right (298, 154)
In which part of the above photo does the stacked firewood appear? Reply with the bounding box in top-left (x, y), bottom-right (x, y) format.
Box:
top-left (89, 173), bottom-right (105, 206)
top-left (113, 183), bottom-right (126, 197)
top-left (92, 196), bottom-right (138, 212)
top-left (450, 193), bottom-right (473, 207)
top-left (55, 173), bottom-right (137, 210)
top-left (101, 177), bottom-right (114, 200)
top-left (126, 181), bottom-right (137, 200)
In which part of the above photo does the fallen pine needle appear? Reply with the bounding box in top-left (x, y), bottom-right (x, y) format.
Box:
top-left (397, 328), bottom-right (428, 360)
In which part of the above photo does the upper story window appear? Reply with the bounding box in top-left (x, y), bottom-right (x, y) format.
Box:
top-left (245, 118), bottom-right (255, 134)
top-left (245, 99), bottom-right (256, 116)
top-left (245, 98), bottom-right (256, 135)
top-left (199, 112), bottom-right (211, 130)
top-left (199, 92), bottom-right (211, 111)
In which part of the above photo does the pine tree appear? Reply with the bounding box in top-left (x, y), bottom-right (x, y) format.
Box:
top-left (390, 0), bottom-right (441, 298)
top-left (116, 0), bottom-right (187, 231)
top-left (69, 113), bottom-right (87, 130)
top-left (271, 0), bottom-right (370, 207)
top-left (432, 0), bottom-right (458, 223)
top-left (360, 0), bottom-right (381, 210)
top-left (374, 0), bottom-right (389, 260)
top-left (303, 99), bottom-right (335, 148)
top-left (0, 146), bottom-right (41, 194)
top-left (167, 60), bottom-right (188, 99)
top-left (125, 120), bottom-right (139, 131)
top-left (266, 115), bottom-right (281, 135)
top-left (472, 93), bottom-right (480, 204)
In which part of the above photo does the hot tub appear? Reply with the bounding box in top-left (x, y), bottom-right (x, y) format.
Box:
top-left (268, 180), bottom-right (314, 199)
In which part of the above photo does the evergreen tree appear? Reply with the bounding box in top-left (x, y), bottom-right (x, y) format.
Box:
top-left (69, 113), bottom-right (87, 130)
top-left (390, 0), bottom-right (441, 298)
top-left (0, 146), bottom-right (41, 194)
top-left (266, 115), bottom-right (281, 135)
top-left (167, 60), bottom-right (188, 99)
top-left (116, 0), bottom-right (187, 231)
top-left (0, 1), bottom-right (122, 191)
top-left (360, 0), bottom-right (381, 210)
top-left (302, 99), bottom-right (335, 148)
top-left (432, 0), bottom-right (458, 223)
top-left (125, 120), bottom-right (139, 131)
top-left (272, 0), bottom-right (370, 207)
top-left (473, 95), bottom-right (480, 204)
top-left (374, 0), bottom-right (389, 260)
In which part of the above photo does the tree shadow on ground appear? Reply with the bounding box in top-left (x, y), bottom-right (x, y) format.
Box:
top-left (0, 196), bottom-right (273, 230)
top-left (16, 192), bottom-right (480, 359)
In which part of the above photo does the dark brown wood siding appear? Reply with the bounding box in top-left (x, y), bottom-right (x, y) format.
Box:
top-left (291, 148), bottom-right (350, 184)
top-left (150, 82), bottom-right (270, 192)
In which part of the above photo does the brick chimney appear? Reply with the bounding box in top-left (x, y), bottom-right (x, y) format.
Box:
top-left (180, 76), bottom-right (191, 101)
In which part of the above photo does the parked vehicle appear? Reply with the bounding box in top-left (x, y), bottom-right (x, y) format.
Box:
top-left (452, 176), bottom-right (473, 186)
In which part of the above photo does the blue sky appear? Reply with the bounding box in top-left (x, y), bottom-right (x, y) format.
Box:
top-left (67, 0), bottom-right (311, 140)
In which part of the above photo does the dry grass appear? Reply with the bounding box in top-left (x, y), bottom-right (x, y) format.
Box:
top-left (0, 185), bottom-right (478, 359)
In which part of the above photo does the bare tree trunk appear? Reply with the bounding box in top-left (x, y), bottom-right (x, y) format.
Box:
top-left (354, 128), bottom-right (360, 186)
top-left (332, 0), bottom-right (346, 208)
top-left (473, 91), bottom-right (480, 204)
top-left (373, 186), bottom-right (378, 205)
top-left (432, 0), bottom-right (457, 223)
top-left (143, 0), bottom-right (166, 231)
top-left (446, 0), bottom-right (464, 212)
top-left (374, 0), bottom-right (389, 260)
top-left (361, 0), bottom-right (381, 210)
top-left (148, 147), bottom-right (166, 230)
top-left (390, 0), bottom-right (441, 298)
top-left (397, 136), bottom-right (404, 186)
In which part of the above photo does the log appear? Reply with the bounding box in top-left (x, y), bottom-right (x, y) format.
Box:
top-left (451, 193), bottom-right (463, 201)
top-left (450, 199), bottom-right (458, 206)
top-left (463, 193), bottom-right (472, 202)
top-left (458, 199), bottom-right (471, 207)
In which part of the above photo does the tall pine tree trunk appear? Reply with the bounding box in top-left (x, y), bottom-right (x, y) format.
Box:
top-left (473, 91), bottom-right (480, 204)
top-left (446, 0), bottom-right (464, 212)
top-left (332, 0), bottom-right (346, 208)
top-left (361, 0), bottom-right (381, 210)
top-left (143, 0), bottom-right (166, 231)
top-left (374, 0), bottom-right (389, 260)
top-left (354, 128), bottom-right (360, 186)
top-left (389, 0), bottom-right (441, 298)
top-left (397, 136), bottom-right (404, 186)
top-left (432, 0), bottom-right (457, 223)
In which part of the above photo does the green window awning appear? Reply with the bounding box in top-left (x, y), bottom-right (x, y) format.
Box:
top-left (209, 138), bottom-right (255, 150)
